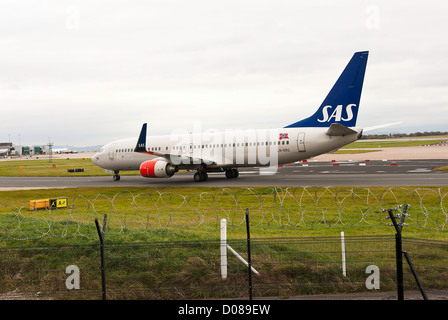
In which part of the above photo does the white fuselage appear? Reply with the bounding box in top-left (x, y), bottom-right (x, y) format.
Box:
top-left (91, 51), bottom-right (369, 181)
top-left (92, 127), bottom-right (362, 172)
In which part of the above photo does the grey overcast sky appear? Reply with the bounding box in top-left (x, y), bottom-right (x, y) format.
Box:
top-left (1, 1), bottom-right (447, 146)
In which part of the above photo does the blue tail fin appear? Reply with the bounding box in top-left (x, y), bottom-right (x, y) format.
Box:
top-left (285, 51), bottom-right (368, 128)
top-left (134, 123), bottom-right (147, 152)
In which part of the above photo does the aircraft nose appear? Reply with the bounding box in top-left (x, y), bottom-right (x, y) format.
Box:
top-left (92, 153), bottom-right (100, 164)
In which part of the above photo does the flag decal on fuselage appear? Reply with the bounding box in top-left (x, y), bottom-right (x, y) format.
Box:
top-left (279, 133), bottom-right (289, 140)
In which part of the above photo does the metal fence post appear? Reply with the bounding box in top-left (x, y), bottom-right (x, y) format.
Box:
top-left (95, 214), bottom-right (107, 300)
top-left (395, 231), bottom-right (404, 300)
top-left (385, 207), bottom-right (404, 300)
top-left (403, 251), bottom-right (428, 300)
top-left (385, 204), bottom-right (414, 301)
top-left (245, 208), bottom-right (253, 300)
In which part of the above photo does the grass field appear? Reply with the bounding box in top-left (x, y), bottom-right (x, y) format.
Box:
top-left (0, 185), bottom-right (447, 299)
top-left (333, 149), bottom-right (379, 154)
top-left (342, 138), bottom-right (448, 149)
top-left (0, 158), bottom-right (139, 177)
top-left (1, 185), bottom-right (447, 242)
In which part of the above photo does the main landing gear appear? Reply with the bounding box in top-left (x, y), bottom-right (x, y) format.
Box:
top-left (113, 170), bottom-right (121, 181)
top-left (193, 168), bottom-right (239, 182)
top-left (194, 171), bottom-right (208, 182)
top-left (225, 168), bottom-right (239, 179)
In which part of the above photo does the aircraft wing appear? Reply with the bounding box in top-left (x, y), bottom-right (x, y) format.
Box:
top-left (133, 123), bottom-right (216, 166)
top-left (145, 150), bottom-right (216, 166)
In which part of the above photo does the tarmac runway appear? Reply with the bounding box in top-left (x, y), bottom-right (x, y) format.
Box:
top-left (1, 159), bottom-right (447, 189)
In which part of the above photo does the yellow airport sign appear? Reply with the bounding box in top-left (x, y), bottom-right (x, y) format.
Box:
top-left (30, 198), bottom-right (68, 211)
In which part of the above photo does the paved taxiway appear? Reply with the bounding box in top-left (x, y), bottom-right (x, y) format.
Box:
top-left (1, 159), bottom-right (447, 189)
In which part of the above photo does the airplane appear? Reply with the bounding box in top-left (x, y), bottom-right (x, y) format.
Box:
top-left (92, 51), bottom-right (369, 182)
top-left (0, 148), bottom-right (9, 157)
top-left (53, 147), bottom-right (78, 154)
top-left (0, 144), bottom-right (14, 157)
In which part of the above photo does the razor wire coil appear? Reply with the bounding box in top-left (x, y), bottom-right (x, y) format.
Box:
top-left (1, 186), bottom-right (447, 240)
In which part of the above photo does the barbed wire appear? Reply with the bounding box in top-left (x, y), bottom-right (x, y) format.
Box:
top-left (0, 187), bottom-right (447, 240)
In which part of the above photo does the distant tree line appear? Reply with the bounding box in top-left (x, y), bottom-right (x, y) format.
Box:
top-left (361, 131), bottom-right (448, 140)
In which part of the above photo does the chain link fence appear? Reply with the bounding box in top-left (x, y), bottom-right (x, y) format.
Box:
top-left (0, 236), bottom-right (447, 300)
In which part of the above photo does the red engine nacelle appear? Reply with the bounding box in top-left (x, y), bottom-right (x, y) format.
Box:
top-left (139, 159), bottom-right (177, 178)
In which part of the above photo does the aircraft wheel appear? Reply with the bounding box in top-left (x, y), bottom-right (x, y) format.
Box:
top-left (194, 171), bottom-right (208, 182)
top-left (225, 169), bottom-right (239, 179)
top-left (113, 174), bottom-right (121, 181)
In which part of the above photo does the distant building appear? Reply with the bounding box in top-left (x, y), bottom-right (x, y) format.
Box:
top-left (1, 143), bottom-right (47, 157)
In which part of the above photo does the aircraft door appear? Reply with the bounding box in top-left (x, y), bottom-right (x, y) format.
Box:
top-left (108, 144), bottom-right (116, 160)
top-left (297, 133), bottom-right (306, 152)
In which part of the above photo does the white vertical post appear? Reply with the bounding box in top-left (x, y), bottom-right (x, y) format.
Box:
top-left (341, 231), bottom-right (346, 277)
top-left (221, 219), bottom-right (227, 280)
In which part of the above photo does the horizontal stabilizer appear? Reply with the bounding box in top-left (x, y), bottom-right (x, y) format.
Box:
top-left (326, 123), bottom-right (357, 136)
